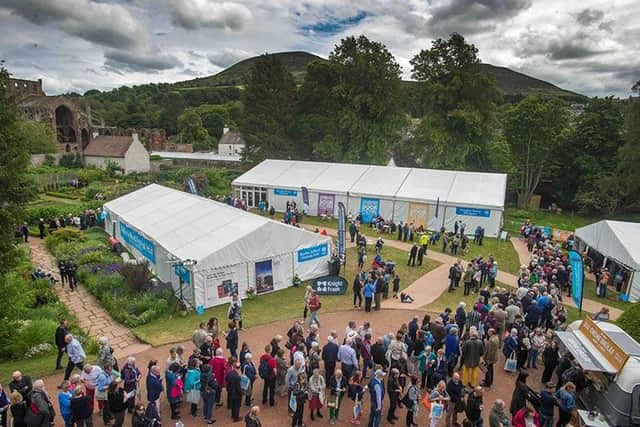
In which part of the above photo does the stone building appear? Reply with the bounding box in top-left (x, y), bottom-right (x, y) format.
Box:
top-left (217, 126), bottom-right (245, 156)
top-left (84, 134), bottom-right (150, 174)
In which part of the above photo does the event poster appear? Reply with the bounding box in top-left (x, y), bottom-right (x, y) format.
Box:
top-left (217, 279), bottom-right (238, 299)
top-left (255, 259), bottom-right (274, 294)
top-left (360, 197), bottom-right (380, 223)
top-left (318, 193), bottom-right (335, 216)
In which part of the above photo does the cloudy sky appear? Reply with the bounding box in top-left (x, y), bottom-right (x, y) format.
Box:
top-left (0, 0), bottom-right (638, 97)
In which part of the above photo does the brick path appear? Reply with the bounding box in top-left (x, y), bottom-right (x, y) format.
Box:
top-left (27, 238), bottom-right (150, 355)
top-left (303, 224), bottom-right (622, 319)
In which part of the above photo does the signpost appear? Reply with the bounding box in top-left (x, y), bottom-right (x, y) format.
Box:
top-left (312, 275), bottom-right (348, 295)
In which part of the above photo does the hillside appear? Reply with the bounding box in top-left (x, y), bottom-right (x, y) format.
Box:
top-left (176, 51), bottom-right (586, 100)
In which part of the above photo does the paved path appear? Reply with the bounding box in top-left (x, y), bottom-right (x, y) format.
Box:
top-left (509, 236), bottom-right (622, 319)
top-left (305, 224), bottom-right (622, 319)
top-left (27, 239), bottom-right (150, 355)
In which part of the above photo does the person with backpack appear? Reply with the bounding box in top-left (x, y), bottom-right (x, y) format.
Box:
top-left (242, 354), bottom-right (257, 407)
top-left (259, 345), bottom-right (277, 407)
top-left (25, 380), bottom-right (54, 427)
top-left (200, 364), bottom-right (219, 425)
top-left (228, 293), bottom-right (243, 330)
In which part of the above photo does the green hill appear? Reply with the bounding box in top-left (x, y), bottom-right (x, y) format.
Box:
top-left (175, 51), bottom-right (585, 100)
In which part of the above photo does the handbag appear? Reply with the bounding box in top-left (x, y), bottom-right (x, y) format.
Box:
top-left (430, 402), bottom-right (444, 419)
top-left (186, 389), bottom-right (200, 404)
top-left (326, 394), bottom-right (337, 408)
top-left (504, 351), bottom-right (517, 373)
top-left (421, 393), bottom-right (431, 411)
top-left (289, 393), bottom-right (297, 412)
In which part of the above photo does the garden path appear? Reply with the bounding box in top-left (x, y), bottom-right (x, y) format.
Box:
top-left (303, 224), bottom-right (622, 318)
top-left (27, 238), bottom-right (150, 355)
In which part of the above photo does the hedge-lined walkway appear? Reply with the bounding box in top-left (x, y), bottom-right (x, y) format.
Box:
top-left (28, 238), bottom-right (150, 355)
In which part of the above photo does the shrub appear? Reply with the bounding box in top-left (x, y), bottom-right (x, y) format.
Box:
top-left (78, 251), bottom-right (104, 265)
top-left (77, 168), bottom-right (105, 183)
top-left (45, 191), bottom-right (80, 200)
top-left (45, 227), bottom-right (87, 253)
top-left (617, 303), bottom-right (640, 343)
top-left (120, 262), bottom-right (152, 293)
top-left (6, 319), bottom-right (57, 359)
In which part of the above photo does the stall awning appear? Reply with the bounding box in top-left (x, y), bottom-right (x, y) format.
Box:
top-left (555, 331), bottom-right (618, 374)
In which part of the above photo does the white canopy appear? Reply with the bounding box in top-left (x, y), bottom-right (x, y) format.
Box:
top-left (576, 220), bottom-right (640, 270)
top-left (233, 159), bottom-right (507, 210)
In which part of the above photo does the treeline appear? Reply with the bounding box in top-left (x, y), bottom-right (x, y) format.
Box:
top-left (239, 34), bottom-right (640, 215)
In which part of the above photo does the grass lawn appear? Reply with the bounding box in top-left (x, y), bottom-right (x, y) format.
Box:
top-left (422, 281), bottom-right (591, 324)
top-left (581, 278), bottom-right (631, 311)
top-left (427, 237), bottom-right (521, 275)
top-left (0, 351), bottom-right (98, 385)
top-left (133, 245), bottom-right (441, 346)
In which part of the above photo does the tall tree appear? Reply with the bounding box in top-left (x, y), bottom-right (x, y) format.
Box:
top-left (16, 120), bottom-right (56, 154)
top-left (296, 35), bottom-right (405, 163)
top-left (240, 54), bottom-right (297, 162)
top-left (0, 66), bottom-right (34, 273)
top-left (616, 98), bottom-right (640, 206)
top-left (503, 96), bottom-right (570, 208)
top-left (177, 109), bottom-right (212, 151)
top-left (409, 33), bottom-right (501, 170)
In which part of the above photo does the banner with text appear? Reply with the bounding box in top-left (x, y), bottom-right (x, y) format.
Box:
top-left (119, 222), bottom-right (156, 264)
top-left (274, 188), bottom-right (297, 197)
top-left (338, 202), bottom-right (346, 265)
top-left (360, 198), bottom-right (380, 223)
top-left (455, 207), bottom-right (490, 218)
top-left (568, 250), bottom-right (584, 311)
top-left (297, 243), bottom-right (329, 263)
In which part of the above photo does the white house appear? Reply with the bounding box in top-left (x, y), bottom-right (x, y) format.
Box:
top-left (83, 133), bottom-right (150, 174)
top-left (217, 127), bottom-right (245, 156)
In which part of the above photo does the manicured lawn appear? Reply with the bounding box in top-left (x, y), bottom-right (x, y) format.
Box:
top-left (581, 278), bottom-right (631, 311)
top-left (0, 351), bottom-right (98, 385)
top-left (301, 215), bottom-right (339, 230)
top-left (428, 237), bottom-right (521, 276)
top-left (133, 245), bottom-right (441, 346)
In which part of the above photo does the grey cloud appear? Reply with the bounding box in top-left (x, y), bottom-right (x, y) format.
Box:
top-left (208, 48), bottom-right (252, 68)
top-left (547, 40), bottom-right (604, 60)
top-left (169, 0), bottom-right (252, 31)
top-left (576, 8), bottom-right (604, 26)
top-left (104, 49), bottom-right (182, 72)
top-left (0, 0), bottom-right (145, 49)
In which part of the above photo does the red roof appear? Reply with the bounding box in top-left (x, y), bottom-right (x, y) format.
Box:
top-left (83, 136), bottom-right (133, 158)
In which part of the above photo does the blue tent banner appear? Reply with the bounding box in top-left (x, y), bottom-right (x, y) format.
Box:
top-left (274, 188), bottom-right (297, 197)
top-left (568, 250), bottom-right (584, 311)
top-left (456, 207), bottom-right (490, 217)
top-left (360, 198), bottom-right (380, 223)
top-left (174, 265), bottom-right (191, 284)
top-left (297, 243), bottom-right (329, 263)
top-left (338, 202), bottom-right (346, 265)
top-left (119, 222), bottom-right (156, 264)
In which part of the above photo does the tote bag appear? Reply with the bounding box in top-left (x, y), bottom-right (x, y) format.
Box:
top-left (504, 351), bottom-right (517, 372)
top-left (430, 402), bottom-right (444, 419)
top-left (289, 393), bottom-right (297, 412)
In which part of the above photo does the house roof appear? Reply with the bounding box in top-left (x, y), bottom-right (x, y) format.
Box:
top-left (84, 136), bottom-right (133, 158)
top-left (218, 131), bottom-right (245, 146)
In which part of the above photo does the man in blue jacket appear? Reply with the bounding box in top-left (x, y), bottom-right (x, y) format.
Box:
top-left (146, 365), bottom-right (164, 416)
top-left (368, 369), bottom-right (386, 427)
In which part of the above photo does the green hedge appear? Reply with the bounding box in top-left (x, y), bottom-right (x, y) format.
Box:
top-left (24, 200), bottom-right (104, 225)
top-left (45, 191), bottom-right (81, 200)
top-left (617, 303), bottom-right (640, 343)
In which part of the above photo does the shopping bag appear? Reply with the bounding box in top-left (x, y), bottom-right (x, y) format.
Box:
top-left (289, 393), bottom-right (297, 412)
top-left (430, 402), bottom-right (444, 419)
top-left (353, 398), bottom-right (362, 418)
top-left (504, 351), bottom-right (517, 372)
top-left (421, 393), bottom-right (431, 411)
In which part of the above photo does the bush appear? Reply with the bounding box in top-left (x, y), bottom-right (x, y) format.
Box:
top-left (24, 200), bottom-right (104, 225)
top-left (617, 303), bottom-right (640, 343)
top-left (45, 227), bottom-right (86, 253)
top-left (120, 262), bottom-right (152, 293)
top-left (77, 168), bottom-right (105, 183)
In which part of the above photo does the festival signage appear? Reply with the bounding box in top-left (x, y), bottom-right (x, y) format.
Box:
top-left (455, 207), bottom-right (490, 218)
top-left (337, 202), bottom-right (346, 265)
top-left (301, 186), bottom-right (310, 208)
top-left (174, 265), bottom-right (191, 284)
top-left (579, 316), bottom-right (629, 371)
top-left (360, 198), bottom-right (380, 223)
top-left (255, 259), bottom-right (274, 294)
top-left (119, 222), bottom-right (156, 264)
top-left (312, 275), bottom-right (348, 295)
top-left (568, 250), bottom-right (584, 311)
top-left (318, 193), bottom-right (335, 216)
top-left (217, 279), bottom-right (238, 299)
top-left (274, 188), bottom-right (297, 197)
top-left (297, 243), bottom-right (329, 263)
top-left (186, 176), bottom-right (198, 195)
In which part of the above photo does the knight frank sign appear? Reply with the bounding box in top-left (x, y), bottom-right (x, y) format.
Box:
top-left (312, 275), bottom-right (348, 295)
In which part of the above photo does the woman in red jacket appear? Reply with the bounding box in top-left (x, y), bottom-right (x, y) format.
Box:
top-left (513, 405), bottom-right (540, 427)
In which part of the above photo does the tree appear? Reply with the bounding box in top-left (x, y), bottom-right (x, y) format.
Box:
top-left (195, 104), bottom-right (231, 140)
top-left (16, 120), bottom-right (56, 154)
top-left (0, 65), bottom-right (35, 273)
top-left (503, 96), bottom-right (570, 208)
top-left (177, 109), bottom-right (212, 151)
top-left (240, 54), bottom-right (297, 162)
top-left (409, 33), bottom-right (501, 170)
top-left (616, 98), bottom-right (640, 206)
top-left (296, 35), bottom-right (405, 163)
top-left (159, 91), bottom-right (185, 135)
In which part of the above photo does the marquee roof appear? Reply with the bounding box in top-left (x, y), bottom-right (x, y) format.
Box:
top-left (104, 184), bottom-right (330, 264)
top-left (576, 220), bottom-right (640, 270)
top-left (233, 159), bottom-right (507, 209)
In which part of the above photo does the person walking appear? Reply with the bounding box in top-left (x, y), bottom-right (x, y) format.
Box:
top-left (368, 370), bottom-right (386, 427)
top-left (55, 319), bottom-right (68, 370)
top-left (63, 334), bottom-right (86, 381)
top-left (228, 293), bottom-right (243, 330)
top-left (57, 259), bottom-right (68, 288)
top-left (308, 291), bottom-right (321, 327)
top-left (20, 222), bottom-right (29, 243)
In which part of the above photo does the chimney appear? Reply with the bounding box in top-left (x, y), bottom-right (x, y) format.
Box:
top-left (223, 126), bottom-right (229, 135)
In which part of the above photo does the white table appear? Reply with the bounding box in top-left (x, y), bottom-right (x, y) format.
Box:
top-left (577, 410), bottom-right (610, 427)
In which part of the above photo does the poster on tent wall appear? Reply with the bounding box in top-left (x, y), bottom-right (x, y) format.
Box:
top-left (408, 203), bottom-right (429, 228)
top-left (360, 198), bottom-right (380, 223)
top-left (204, 269), bottom-right (237, 307)
top-left (318, 193), bottom-right (335, 216)
top-left (255, 259), bottom-right (274, 294)
top-left (568, 250), bottom-right (584, 311)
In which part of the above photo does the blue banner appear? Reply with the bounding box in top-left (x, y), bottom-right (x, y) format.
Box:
top-left (297, 243), bottom-right (329, 263)
top-left (274, 188), bottom-right (297, 197)
top-left (186, 176), bottom-right (198, 195)
top-left (568, 250), bottom-right (584, 311)
top-left (360, 198), bottom-right (380, 223)
top-left (119, 222), bottom-right (156, 264)
top-left (174, 265), bottom-right (191, 284)
top-left (338, 202), bottom-right (346, 265)
top-left (455, 207), bottom-right (490, 217)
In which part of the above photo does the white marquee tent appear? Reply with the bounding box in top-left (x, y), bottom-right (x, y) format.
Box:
top-left (575, 220), bottom-right (640, 302)
top-left (233, 160), bottom-right (508, 237)
top-left (103, 184), bottom-right (332, 309)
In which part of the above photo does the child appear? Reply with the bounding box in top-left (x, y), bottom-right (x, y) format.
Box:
top-left (348, 371), bottom-right (366, 425)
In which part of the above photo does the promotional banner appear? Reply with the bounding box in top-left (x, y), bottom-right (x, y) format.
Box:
top-left (568, 250), bottom-right (584, 311)
top-left (174, 265), bottom-right (191, 284)
top-left (360, 197), bottom-right (380, 223)
top-left (297, 243), bottom-right (329, 263)
top-left (255, 259), bottom-right (274, 294)
top-left (455, 207), bottom-right (490, 217)
top-left (119, 222), bottom-right (156, 264)
top-left (274, 188), bottom-right (297, 197)
top-left (301, 186), bottom-right (309, 209)
top-left (337, 202), bottom-right (346, 265)
top-left (318, 193), bottom-right (336, 216)
top-left (186, 176), bottom-right (198, 195)
top-left (408, 203), bottom-right (429, 228)
top-left (312, 275), bottom-right (348, 295)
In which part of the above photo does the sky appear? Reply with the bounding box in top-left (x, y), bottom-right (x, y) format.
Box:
top-left (0, 0), bottom-right (638, 97)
